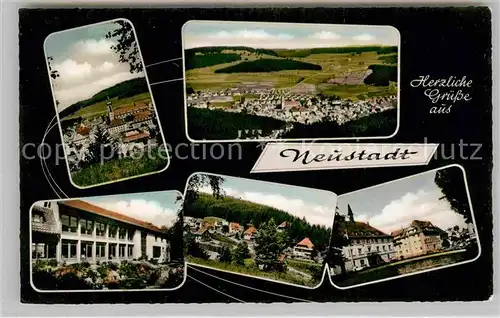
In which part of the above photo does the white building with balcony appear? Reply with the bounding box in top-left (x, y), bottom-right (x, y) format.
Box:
top-left (31, 199), bottom-right (170, 264)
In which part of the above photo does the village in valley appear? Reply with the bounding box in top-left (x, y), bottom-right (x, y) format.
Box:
top-left (187, 85), bottom-right (397, 126)
top-left (62, 96), bottom-right (162, 172)
top-left (185, 216), bottom-right (321, 266)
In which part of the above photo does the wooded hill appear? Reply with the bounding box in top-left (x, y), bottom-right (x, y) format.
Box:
top-left (59, 77), bottom-right (149, 119)
top-left (185, 193), bottom-right (332, 252)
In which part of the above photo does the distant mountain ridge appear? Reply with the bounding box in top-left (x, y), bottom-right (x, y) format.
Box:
top-left (59, 77), bottom-right (149, 119)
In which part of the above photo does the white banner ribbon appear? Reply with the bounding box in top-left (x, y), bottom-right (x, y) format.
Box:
top-left (251, 143), bottom-right (439, 173)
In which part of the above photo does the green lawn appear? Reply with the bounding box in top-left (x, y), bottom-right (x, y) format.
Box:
top-left (187, 256), bottom-right (319, 287)
top-left (318, 84), bottom-right (395, 100)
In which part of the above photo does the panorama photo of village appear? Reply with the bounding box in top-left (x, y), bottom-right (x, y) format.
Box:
top-left (30, 191), bottom-right (185, 291)
top-left (44, 19), bottom-right (167, 188)
top-left (183, 21), bottom-right (399, 141)
top-left (182, 173), bottom-right (336, 288)
top-left (327, 166), bottom-right (479, 288)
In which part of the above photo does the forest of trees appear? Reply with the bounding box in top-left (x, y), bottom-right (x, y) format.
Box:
top-left (59, 77), bottom-right (149, 119)
top-left (363, 64), bottom-right (398, 86)
top-left (276, 46), bottom-right (398, 58)
top-left (187, 107), bottom-right (288, 140)
top-left (184, 193), bottom-right (332, 252)
top-left (185, 46), bottom-right (279, 57)
top-left (185, 52), bottom-right (242, 70)
top-left (214, 59), bottom-right (322, 73)
top-left (281, 108), bottom-right (397, 139)
top-left (378, 54), bottom-right (398, 65)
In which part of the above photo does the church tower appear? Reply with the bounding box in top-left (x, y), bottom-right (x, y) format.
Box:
top-left (106, 96), bottom-right (114, 121)
top-left (347, 204), bottom-right (355, 223)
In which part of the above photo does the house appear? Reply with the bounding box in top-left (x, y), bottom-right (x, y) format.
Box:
top-left (277, 221), bottom-right (289, 232)
top-left (31, 200), bottom-right (170, 264)
top-left (243, 226), bottom-right (257, 241)
top-left (229, 222), bottom-right (242, 235)
top-left (193, 227), bottom-right (211, 243)
top-left (392, 220), bottom-right (445, 260)
top-left (293, 237), bottom-right (314, 259)
top-left (338, 205), bottom-right (396, 272)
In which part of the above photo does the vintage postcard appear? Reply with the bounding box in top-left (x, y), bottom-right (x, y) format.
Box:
top-left (29, 191), bottom-right (185, 291)
top-left (182, 172), bottom-right (335, 288)
top-left (328, 165), bottom-right (480, 289)
top-left (44, 18), bottom-right (169, 188)
top-left (182, 20), bottom-right (400, 141)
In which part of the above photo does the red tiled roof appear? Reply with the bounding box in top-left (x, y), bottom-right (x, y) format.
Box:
top-left (76, 125), bottom-right (90, 135)
top-left (296, 237), bottom-right (314, 249)
top-left (59, 200), bottom-right (165, 234)
top-left (391, 229), bottom-right (404, 237)
top-left (133, 111), bottom-right (152, 122)
top-left (123, 131), bottom-right (150, 143)
top-left (31, 205), bottom-right (59, 235)
top-left (244, 226), bottom-right (257, 235)
top-left (110, 118), bottom-right (125, 127)
top-left (114, 103), bottom-right (150, 116)
top-left (230, 222), bottom-right (240, 230)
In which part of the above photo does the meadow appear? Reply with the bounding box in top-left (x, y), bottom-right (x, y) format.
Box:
top-left (61, 92), bottom-right (152, 122)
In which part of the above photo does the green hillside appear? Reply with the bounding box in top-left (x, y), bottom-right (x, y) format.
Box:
top-left (214, 59), bottom-right (322, 73)
top-left (185, 193), bottom-right (332, 251)
top-left (275, 46), bottom-right (398, 58)
top-left (59, 77), bottom-right (149, 119)
top-left (186, 46), bottom-right (279, 57)
top-left (185, 53), bottom-right (242, 70)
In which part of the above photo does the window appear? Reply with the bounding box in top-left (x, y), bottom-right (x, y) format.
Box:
top-left (127, 230), bottom-right (134, 241)
top-left (367, 246), bottom-right (371, 252)
top-left (127, 245), bottom-right (134, 258)
top-left (32, 214), bottom-right (45, 223)
top-left (80, 219), bottom-right (93, 235)
top-left (119, 244), bottom-right (126, 258)
top-left (153, 246), bottom-right (161, 258)
top-left (119, 228), bottom-right (126, 240)
top-left (358, 248), bottom-right (362, 254)
top-left (31, 243), bottom-right (56, 259)
top-left (383, 245), bottom-right (386, 251)
top-left (43, 202), bottom-right (51, 208)
top-left (61, 215), bottom-right (77, 233)
top-left (360, 259), bottom-right (365, 265)
top-left (109, 244), bottom-right (117, 259)
top-left (96, 243), bottom-right (106, 258)
top-left (96, 222), bottom-right (106, 237)
top-left (376, 246), bottom-right (380, 251)
top-left (109, 226), bottom-right (117, 238)
top-left (61, 239), bottom-right (77, 259)
top-left (80, 241), bottom-right (93, 260)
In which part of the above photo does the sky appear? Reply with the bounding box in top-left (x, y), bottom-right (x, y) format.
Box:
top-left (183, 21), bottom-right (400, 49)
top-left (86, 191), bottom-right (181, 228)
top-left (44, 20), bottom-right (145, 111)
top-left (197, 174), bottom-right (337, 228)
top-left (336, 168), bottom-right (470, 235)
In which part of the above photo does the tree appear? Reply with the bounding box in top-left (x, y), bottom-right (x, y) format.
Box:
top-left (254, 218), bottom-right (288, 271)
top-left (325, 212), bottom-right (349, 275)
top-left (184, 232), bottom-right (208, 259)
top-left (47, 56), bottom-right (60, 106)
top-left (85, 126), bottom-right (115, 165)
top-left (106, 20), bottom-right (143, 73)
top-left (233, 241), bottom-right (250, 265)
top-left (219, 245), bottom-right (232, 263)
top-left (184, 173), bottom-right (226, 205)
top-left (435, 168), bottom-right (472, 223)
top-left (221, 224), bottom-right (229, 234)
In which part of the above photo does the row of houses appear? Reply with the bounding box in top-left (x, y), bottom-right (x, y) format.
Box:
top-left (184, 217), bottom-right (316, 260)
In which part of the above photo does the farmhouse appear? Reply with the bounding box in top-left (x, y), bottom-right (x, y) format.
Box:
top-left (31, 200), bottom-right (170, 264)
top-left (243, 226), bottom-right (257, 241)
top-left (277, 221), bottom-right (289, 232)
top-left (293, 237), bottom-right (314, 259)
top-left (229, 222), bottom-right (242, 235)
top-left (339, 205), bottom-right (396, 272)
top-left (392, 220), bottom-right (444, 260)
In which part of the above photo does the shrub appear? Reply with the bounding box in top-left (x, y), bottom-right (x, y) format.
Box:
top-left (120, 278), bottom-right (147, 289)
top-left (57, 272), bottom-right (91, 290)
top-left (32, 269), bottom-right (58, 290)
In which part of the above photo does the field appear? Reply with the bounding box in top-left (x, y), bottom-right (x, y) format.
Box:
top-left (185, 47), bottom-right (398, 99)
top-left (62, 92), bottom-right (152, 122)
top-left (331, 250), bottom-right (471, 287)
